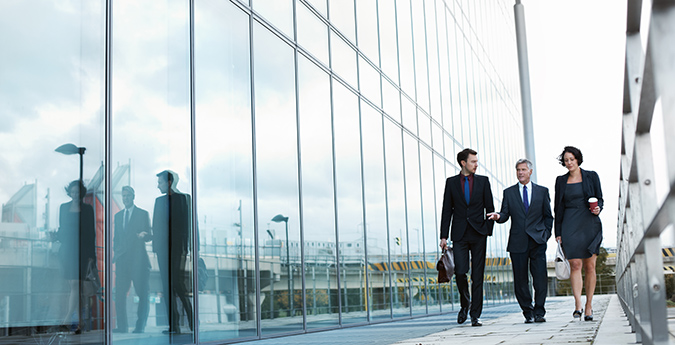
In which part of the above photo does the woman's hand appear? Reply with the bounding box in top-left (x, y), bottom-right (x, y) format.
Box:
top-left (556, 236), bottom-right (561, 243)
top-left (440, 238), bottom-right (447, 250)
top-left (591, 206), bottom-right (600, 216)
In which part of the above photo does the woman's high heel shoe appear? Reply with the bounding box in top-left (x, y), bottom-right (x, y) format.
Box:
top-left (584, 311), bottom-right (593, 321)
top-left (572, 310), bottom-right (582, 318)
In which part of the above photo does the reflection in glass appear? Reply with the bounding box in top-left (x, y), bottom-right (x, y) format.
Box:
top-left (355, 0), bottom-right (379, 65)
top-left (113, 186), bottom-right (151, 334)
top-left (153, 171), bottom-right (194, 335)
top-left (332, 81), bottom-right (366, 325)
top-left (253, 23), bottom-right (302, 335)
top-left (360, 103), bottom-right (391, 321)
top-left (55, 181), bottom-right (97, 333)
top-left (403, 134), bottom-right (424, 316)
top-left (195, 0), bottom-right (257, 341)
top-left (297, 56), bottom-right (338, 329)
top-left (0, 1), bottom-right (105, 343)
top-left (253, 0), bottom-right (294, 40)
top-left (331, 32), bottom-right (357, 88)
top-left (420, 148), bottom-right (439, 314)
top-left (383, 119), bottom-right (409, 318)
top-left (297, 3), bottom-right (329, 66)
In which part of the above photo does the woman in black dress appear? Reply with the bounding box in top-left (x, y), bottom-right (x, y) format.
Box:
top-left (554, 146), bottom-right (603, 321)
top-left (53, 180), bottom-right (97, 333)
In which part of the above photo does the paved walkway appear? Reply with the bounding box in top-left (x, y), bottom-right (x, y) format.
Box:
top-left (254, 294), bottom-right (639, 345)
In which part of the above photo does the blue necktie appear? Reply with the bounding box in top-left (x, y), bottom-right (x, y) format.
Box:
top-left (464, 177), bottom-right (470, 204)
top-left (523, 185), bottom-right (529, 213)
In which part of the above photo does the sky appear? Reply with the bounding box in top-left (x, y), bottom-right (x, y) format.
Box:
top-left (524, 1), bottom-right (629, 250)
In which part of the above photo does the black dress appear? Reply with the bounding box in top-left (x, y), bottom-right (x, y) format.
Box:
top-left (560, 183), bottom-right (602, 259)
top-left (57, 201), bottom-right (97, 280)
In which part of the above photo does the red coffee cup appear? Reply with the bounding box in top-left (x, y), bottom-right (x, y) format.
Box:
top-left (588, 197), bottom-right (598, 211)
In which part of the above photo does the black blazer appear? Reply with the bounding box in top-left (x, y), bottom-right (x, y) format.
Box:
top-left (113, 206), bottom-right (152, 270)
top-left (496, 183), bottom-right (553, 253)
top-left (440, 173), bottom-right (495, 242)
top-left (554, 168), bottom-right (603, 237)
top-left (152, 191), bottom-right (192, 258)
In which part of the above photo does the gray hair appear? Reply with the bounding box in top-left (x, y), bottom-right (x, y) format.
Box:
top-left (515, 158), bottom-right (533, 170)
top-left (121, 185), bottom-right (135, 196)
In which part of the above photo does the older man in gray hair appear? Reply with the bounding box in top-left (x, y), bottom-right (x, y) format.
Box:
top-left (488, 159), bottom-right (553, 323)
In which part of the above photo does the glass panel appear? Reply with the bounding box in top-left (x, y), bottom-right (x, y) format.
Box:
top-left (360, 103), bottom-right (391, 321)
top-left (378, 0), bottom-right (398, 82)
top-left (436, 1), bottom-right (453, 137)
top-left (411, 1), bottom-right (429, 113)
top-left (358, 56), bottom-right (381, 108)
top-left (0, 1), bottom-right (105, 344)
top-left (253, 23), bottom-right (302, 335)
top-left (331, 31), bottom-right (357, 88)
top-left (396, 0), bottom-right (414, 98)
top-left (112, 0), bottom-right (194, 343)
top-left (253, 0), bottom-right (294, 40)
top-left (383, 119), bottom-right (409, 318)
top-left (425, 1), bottom-right (442, 122)
top-left (355, 0), bottom-right (379, 66)
top-left (420, 147), bottom-right (439, 313)
top-left (194, 1), bottom-right (256, 341)
top-left (297, 57), bottom-right (338, 329)
top-left (401, 96), bottom-right (417, 135)
top-left (332, 81), bottom-right (366, 325)
top-left (382, 79), bottom-right (401, 123)
top-left (297, 2), bottom-right (329, 66)
top-left (328, 0), bottom-right (355, 43)
top-left (403, 134), bottom-right (424, 316)
top-left (418, 112), bottom-right (432, 147)
top-left (305, 0), bottom-right (326, 18)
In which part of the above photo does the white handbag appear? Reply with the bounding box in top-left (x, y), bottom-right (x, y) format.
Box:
top-left (555, 241), bottom-right (571, 280)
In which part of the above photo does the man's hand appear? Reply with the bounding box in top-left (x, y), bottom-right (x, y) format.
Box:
top-left (440, 238), bottom-right (448, 250)
top-left (487, 212), bottom-right (500, 221)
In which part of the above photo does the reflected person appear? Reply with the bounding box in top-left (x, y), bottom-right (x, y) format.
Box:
top-left (53, 180), bottom-right (96, 334)
top-left (152, 170), bottom-right (194, 334)
top-left (113, 186), bottom-right (151, 334)
top-left (488, 159), bottom-right (553, 323)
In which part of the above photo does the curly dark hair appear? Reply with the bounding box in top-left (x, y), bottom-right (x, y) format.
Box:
top-left (557, 146), bottom-right (583, 167)
top-left (457, 148), bottom-right (477, 166)
top-left (65, 180), bottom-right (87, 199)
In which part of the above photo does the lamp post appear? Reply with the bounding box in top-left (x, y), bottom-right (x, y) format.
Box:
top-left (271, 214), bottom-right (291, 316)
top-left (55, 143), bottom-right (86, 183)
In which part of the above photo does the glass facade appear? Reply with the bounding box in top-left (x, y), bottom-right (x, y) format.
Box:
top-left (0, 0), bottom-right (524, 343)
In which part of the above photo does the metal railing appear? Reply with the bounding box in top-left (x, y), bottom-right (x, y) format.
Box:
top-left (617, 1), bottom-right (675, 344)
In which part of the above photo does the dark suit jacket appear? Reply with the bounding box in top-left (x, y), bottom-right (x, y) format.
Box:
top-left (554, 168), bottom-right (603, 237)
top-left (440, 173), bottom-right (495, 242)
top-left (496, 183), bottom-right (553, 253)
top-left (114, 206), bottom-right (152, 270)
top-left (152, 191), bottom-right (192, 259)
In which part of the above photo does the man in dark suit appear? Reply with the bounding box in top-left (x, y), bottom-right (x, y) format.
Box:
top-left (113, 186), bottom-right (152, 333)
top-left (153, 170), bottom-right (194, 334)
top-left (440, 148), bottom-right (494, 326)
top-left (488, 159), bottom-right (553, 323)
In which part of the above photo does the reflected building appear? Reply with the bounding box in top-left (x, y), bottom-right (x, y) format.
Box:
top-left (0, 0), bottom-right (525, 343)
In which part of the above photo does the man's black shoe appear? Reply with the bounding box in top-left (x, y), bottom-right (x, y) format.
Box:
top-left (535, 316), bottom-right (546, 323)
top-left (457, 307), bottom-right (469, 324)
top-left (471, 318), bottom-right (482, 326)
top-left (524, 316), bottom-right (534, 324)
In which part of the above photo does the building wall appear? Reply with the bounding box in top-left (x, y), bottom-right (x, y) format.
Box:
top-left (0, 0), bottom-right (524, 343)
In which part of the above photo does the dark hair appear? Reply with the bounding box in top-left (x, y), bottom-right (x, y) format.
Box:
top-left (156, 170), bottom-right (179, 187)
top-left (457, 148), bottom-right (478, 166)
top-left (557, 146), bottom-right (583, 166)
top-left (65, 180), bottom-right (87, 199)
